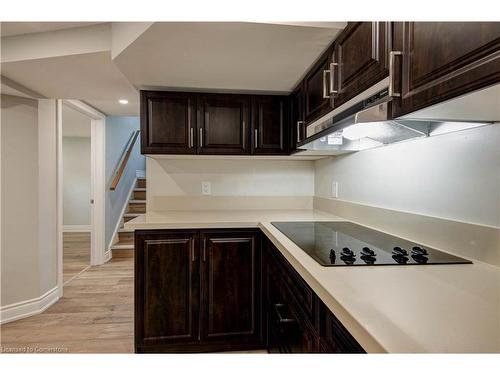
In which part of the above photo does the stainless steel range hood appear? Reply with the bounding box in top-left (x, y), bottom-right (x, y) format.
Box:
top-left (296, 83), bottom-right (499, 155)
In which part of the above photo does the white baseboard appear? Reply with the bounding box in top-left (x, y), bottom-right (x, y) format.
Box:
top-left (107, 177), bottom-right (137, 252)
top-left (0, 286), bottom-right (60, 324)
top-left (136, 169), bottom-right (146, 178)
top-left (63, 224), bottom-right (92, 232)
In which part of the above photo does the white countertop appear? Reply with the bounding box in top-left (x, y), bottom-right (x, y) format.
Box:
top-left (125, 209), bottom-right (500, 353)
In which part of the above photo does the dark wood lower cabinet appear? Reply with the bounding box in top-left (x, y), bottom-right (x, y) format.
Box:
top-left (135, 229), bottom-right (364, 353)
top-left (135, 229), bottom-right (263, 353)
top-left (199, 230), bottom-right (262, 347)
top-left (262, 236), bottom-right (365, 354)
top-left (134, 230), bottom-right (200, 352)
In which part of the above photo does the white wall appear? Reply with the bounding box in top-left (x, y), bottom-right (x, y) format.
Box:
top-left (37, 99), bottom-right (59, 299)
top-left (148, 158), bottom-right (314, 196)
top-left (315, 124), bottom-right (500, 228)
top-left (1, 95), bottom-right (40, 306)
top-left (1, 96), bottom-right (60, 316)
top-left (63, 137), bottom-right (91, 226)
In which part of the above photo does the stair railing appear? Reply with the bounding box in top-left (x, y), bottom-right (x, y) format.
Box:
top-left (109, 130), bottom-right (140, 191)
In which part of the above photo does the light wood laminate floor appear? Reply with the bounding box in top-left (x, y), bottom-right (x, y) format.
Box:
top-left (1, 248), bottom-right (266, 354)
top-left (63, 232), bottom-right (91, 283)
top-left (0, 253), bottom-right (134, 353)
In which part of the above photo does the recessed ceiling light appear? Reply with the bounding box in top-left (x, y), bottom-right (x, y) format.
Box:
top-left (118, 99), bottom-right (128, 105)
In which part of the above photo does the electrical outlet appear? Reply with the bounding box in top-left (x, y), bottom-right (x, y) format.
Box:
top-left (331, 181), bottom-right (339, 198)
top-left (201, 181), bottom-right (211, 195)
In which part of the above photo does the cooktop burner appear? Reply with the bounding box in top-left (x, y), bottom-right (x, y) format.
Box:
top-left (271, 221), bottom-right (472, 267)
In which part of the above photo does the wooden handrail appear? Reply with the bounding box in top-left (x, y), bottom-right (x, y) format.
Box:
top-left (109, 130), bottom-right (140, 191)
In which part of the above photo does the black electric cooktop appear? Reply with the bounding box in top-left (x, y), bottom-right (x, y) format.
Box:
top-left (272, 221), bottom-right (472, 267)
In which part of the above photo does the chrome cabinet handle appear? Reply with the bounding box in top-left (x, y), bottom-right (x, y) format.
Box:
top-left (202, 238), bottom-right (207, 262)
top-left (189, 127), bottom-right (194, 148)
top-left (322, 69), bottom-right (331, 99)
top-left (274, 303), bottom-right (296, 324)
top-left (199, 128), bottom-right (204, 148)
top-left (329, 62), bottom-right (338, 94)
top-left (389, 51), bottom-right (403, 97)
top-left (297, 121), bottom-right (304, 143)
top-left (191, 241), bottom-right (196, 262)
top-left (254, 128), bottom-right (258, 148)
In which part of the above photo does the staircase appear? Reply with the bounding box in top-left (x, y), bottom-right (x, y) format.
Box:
top-left (111, 178), bottom-right (146, 256)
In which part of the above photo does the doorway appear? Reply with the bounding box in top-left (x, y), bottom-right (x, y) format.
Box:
top-left (62, 104), bottom-right (92, 283)
top-left (57, 100), bottom-right (106, 293)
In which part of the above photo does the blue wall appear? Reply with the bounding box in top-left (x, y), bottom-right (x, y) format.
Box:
top-left (105, 116), bottom-right (145, 249)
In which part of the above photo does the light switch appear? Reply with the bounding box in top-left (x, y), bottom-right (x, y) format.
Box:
top-left (201, 181), bottom-right (211, 195)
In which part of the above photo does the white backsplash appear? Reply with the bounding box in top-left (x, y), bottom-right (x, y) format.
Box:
top-left (147, 158), bottom-right (315, 210)
top-left (315, 124), bottom-right (500, 228)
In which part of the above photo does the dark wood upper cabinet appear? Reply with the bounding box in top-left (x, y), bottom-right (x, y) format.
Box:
top-left (251, 95), bottom-right (289, 155)
top-left (197, 94), bottom-right (250, 155)
top-left (334, 22), bottom-right (390, 107)
top-left (141, 23), bottom-right (500, 155)
top-left (391, 22), bottom-right (500, 118)
top-left (140, 91), bottom-right (197, 154)
top-left (135, 230), bottom-right (199, 351)
top-left (199, 230), bottom-right (261, 345)
top-left (289, 86), bottom-right (305, 151)
top-left (303, 45), bottom-right (334, 123)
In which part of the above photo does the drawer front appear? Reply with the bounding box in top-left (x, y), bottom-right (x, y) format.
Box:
top-left (266, 260), bottom-right (319, 354)
top-left (267, 241), bottom-right (316, 321)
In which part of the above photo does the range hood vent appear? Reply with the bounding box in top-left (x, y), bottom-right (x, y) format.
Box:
top-left (296, 88), bottom-right (496, 155)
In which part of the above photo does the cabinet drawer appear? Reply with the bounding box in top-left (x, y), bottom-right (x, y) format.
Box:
top-left (268, 242), bottom-right (316, 322)
top-left (266, 265), bottom-right (320, 353)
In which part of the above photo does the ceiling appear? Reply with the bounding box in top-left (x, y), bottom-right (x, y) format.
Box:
top-left (1, 51), bottom-right (140, 115)
top-left (1, 22), bottom-right (345, 116)
top-left (114, 22), bottom-right (345, 92)
top-left (0, 22), bottom-right (103, 37)
top-left (62, 104), bottom-right (91, 137)
top-left (1, 81), bottom-right (36, 98)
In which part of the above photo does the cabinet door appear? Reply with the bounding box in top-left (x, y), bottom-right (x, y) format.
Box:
top-left (197, 94), bottom-right (250, 154)
top-left (289, 86), bottom-right (305, 151)
top-left (391, 22), bottom-right (500, 117)
top-left (266, 271), bottom-right (320, 353)
top-left (303, 45), bottom-right (334, 123)
top-left (320, 304), bottom-right (365, 353)
top-left (334, 22), bottom-right (389, 107)
top-left (135, 230), bottom-right (199, 351)
top-left (252, 95), bottom-right (288, 155)
top-left (140, 91), bottom-right (196, 154)
top-left (199, 230), bottom-right (261, 346)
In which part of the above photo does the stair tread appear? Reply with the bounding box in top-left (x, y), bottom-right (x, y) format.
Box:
top-left (118, 228), bottom-right (134, 233)
top-left (111, 244), bottom-right (134, 250)
top-left (111, 179), bottom-right (146, 251)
